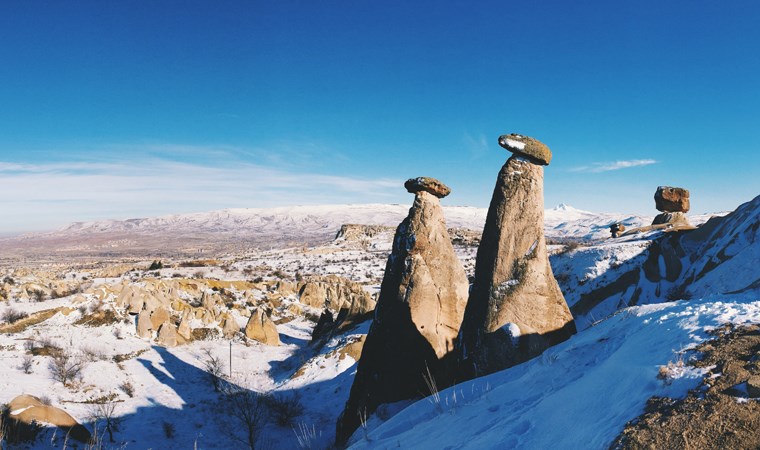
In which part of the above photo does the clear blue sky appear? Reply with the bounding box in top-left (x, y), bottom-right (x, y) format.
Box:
top-left (1, 1), bottom-right (758, 233)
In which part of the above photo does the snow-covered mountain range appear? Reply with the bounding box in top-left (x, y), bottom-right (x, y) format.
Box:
top-left (0, 203), bottom-right (724, 260)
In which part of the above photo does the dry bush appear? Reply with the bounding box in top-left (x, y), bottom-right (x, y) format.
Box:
top-left (49, 351), bottom-right (87, 386)
top-left (266, 392), bottom-right (304, 427)
top-left (202, 348), bottom-right (226, 392)
top-left (2, 308), bottom-right (28, 324)
top-left (20, 355), bottom-right (34, 374)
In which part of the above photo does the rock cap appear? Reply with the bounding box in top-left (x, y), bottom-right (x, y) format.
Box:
top-left (498, 133), bottom-right (552, 165)
top-left (655, 186), bottom-right (690, 212)
top-left (404, 177), bottom-right (451, 198)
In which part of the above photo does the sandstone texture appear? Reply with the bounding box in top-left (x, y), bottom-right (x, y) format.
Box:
top-left (498, 133), bottom-right (553, 165)
top-left (337, 182), bottom-right (469, 446)
top-left (655, 186), bottom-right (690, 213)
top-left (458, 146), bottom-right (575, 378)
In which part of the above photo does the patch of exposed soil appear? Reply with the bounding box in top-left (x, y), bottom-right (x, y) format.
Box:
top-left (611, 324), bottom-right (760, 450)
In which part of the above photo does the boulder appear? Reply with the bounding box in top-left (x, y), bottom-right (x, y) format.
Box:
top-left (498, 133), bottom-right (552, 165)
top-left (610, 223), bottom-right (626, 238)
top-left (458, 134), bottom-right (575, 378)
top-left (136, 309), bottom-right (153, 339)
top-left (337, 178), bottom-right (469, 446)
top-left (245, 308), bottom-right (280, 345)
top-left (655, 186), bottom-right (690, 213)
top-left (156, 321), bottom-right (178, 347)
top-left (404, 177), bottom-right (451, 198)
top-left (7, 395), bottom-right (91, 442)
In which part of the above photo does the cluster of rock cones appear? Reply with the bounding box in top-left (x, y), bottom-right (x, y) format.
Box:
top-left (336, 133), bottom-right (577, 445)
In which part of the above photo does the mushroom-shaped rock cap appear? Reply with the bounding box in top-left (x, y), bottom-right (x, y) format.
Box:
top-left (498, 133), bottom-right (552, 165)
top-left (404, 177), bottom-right (451, 198)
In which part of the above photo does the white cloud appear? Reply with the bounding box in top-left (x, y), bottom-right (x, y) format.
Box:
top-left (0, 155), bottom-right (402, 233)
top-left (570, 159), bottom-right (657, 173)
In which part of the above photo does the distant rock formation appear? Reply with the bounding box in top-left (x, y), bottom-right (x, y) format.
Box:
top-left (336, 177), bottom-right (469, 446)
top-left (572, 195), bottom-right (760, 325)
top-left (245, 308), bottom-right (280, 345)
top-left (458, 133), bottom-right (576, 378)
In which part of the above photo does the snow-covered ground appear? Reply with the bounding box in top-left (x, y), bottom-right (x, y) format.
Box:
top-left (349, 294), bottom-right (760, 449)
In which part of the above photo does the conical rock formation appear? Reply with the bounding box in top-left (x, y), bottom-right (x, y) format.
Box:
top-left (458, 134), bottom-right (575, 378)
top-left (244, 308), bottom-right (280, 345)
top-left (336, 178), bottom-right (469, 446)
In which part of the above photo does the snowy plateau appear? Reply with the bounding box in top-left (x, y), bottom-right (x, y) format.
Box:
top-left (0, 198), bottom-right (757, 450)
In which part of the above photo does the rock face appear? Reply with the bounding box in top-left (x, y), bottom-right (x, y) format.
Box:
top-left (498, 133), bottom-right (552, 165)
top-left (655, 186), bottom-right (690, 212)
top-left (336, 177), bottom-right (469, 446)
top-left (298, 276), bottom-right (376, 318)
top-left (244, 308), bottom-right (280, 345)
top-left (610, 223), bottom-right (626, 238)
top-left (458, 134), bottom-right (575, 378)
top-left (136, 309), bottom-right (153, 339)
top-left (652, 211), bottom-right (692, 227)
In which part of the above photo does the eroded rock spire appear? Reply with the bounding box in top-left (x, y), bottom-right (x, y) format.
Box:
top-left (336, 177), bottom-right (469, 446)
top-left (458, 133), bottom-right (576, 377)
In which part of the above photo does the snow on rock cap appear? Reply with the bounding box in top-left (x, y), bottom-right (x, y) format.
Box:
top-left (404, 176), bottom-right (451, 198)
top-left (498, 133), bottom-right (552, 166)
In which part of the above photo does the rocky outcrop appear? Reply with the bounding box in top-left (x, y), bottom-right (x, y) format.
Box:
top-left (652, 211), bottom-right (691, 227)
top-left (298, 276), bottom-right (376, 318)
top-left (610, 223), bottom-right (626, 238)
top-left (336, 177), bottom-right (469, 446)
top-left (655, 186), bottom-right (690, 212)
top-left (6, 395), bottom-right (91, 443)
top-left (245, 308), bottom-right (280, 345)
top-left (458, 133), bottom-right (575, 378)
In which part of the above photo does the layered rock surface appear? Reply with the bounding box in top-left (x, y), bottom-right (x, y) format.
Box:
top-left (458, 134), bottom-right (575, 377)
top-left (336, 178), bottom-right (468, 446)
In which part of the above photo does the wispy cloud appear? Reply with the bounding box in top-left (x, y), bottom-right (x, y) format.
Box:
top-left (570, 159), bottom-right (657, 173)
top-left (0, 152), bottom-right (402, 233)
top-left (463, 132), bottom-right (489, 159)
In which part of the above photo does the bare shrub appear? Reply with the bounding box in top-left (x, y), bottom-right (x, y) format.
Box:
top-left (193, 270), bottom-right (206, 279)
top-left (119, 380), bottom-right (135, 398)
top-left (21, 355), bottom-right (34, 374)
top-left (267, 392), bottom-right (304, 427)
top-left (202, 349), bottom-right (226, 392)
top-left (218, 384), bottom-right (268, 450)
top-left (2, 308), bottom-right (28, 324)
top-left (49, 351), bottom-right (87, 386)
top-left (31, 289), bottom-right (48, 302)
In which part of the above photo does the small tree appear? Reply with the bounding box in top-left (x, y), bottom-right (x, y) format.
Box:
top-left (89, 397), bottom-right (122, 443)
top-left (219, 384), bottom-right (268, 450)
top-left (201, 349), bottom-right (226, 392)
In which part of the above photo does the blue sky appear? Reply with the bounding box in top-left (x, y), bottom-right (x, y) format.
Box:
top-left (1, 1), bottom-right (758, 233)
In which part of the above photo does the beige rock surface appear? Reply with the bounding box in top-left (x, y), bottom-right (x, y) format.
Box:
top-left (458, 147), bottom-right (575, 377)
top-left (244, 308), bottom-right (280, 345)
top-left (337, 182), bottom-right (469, 446)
